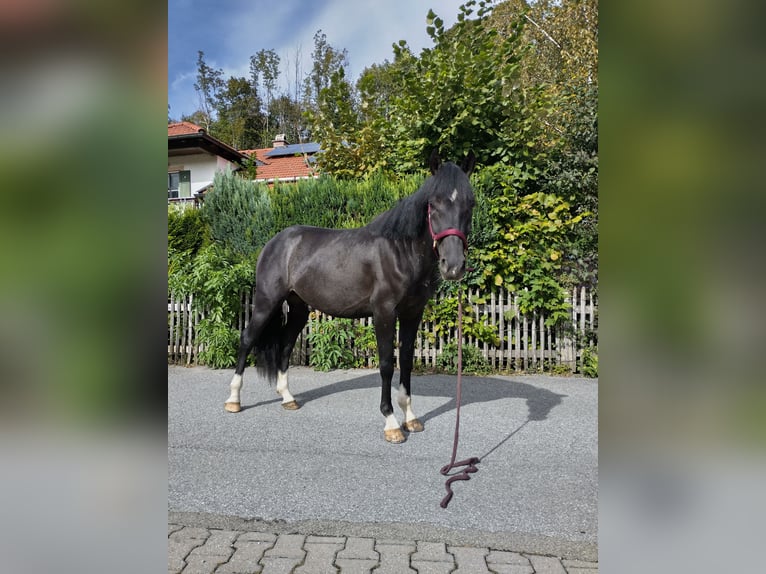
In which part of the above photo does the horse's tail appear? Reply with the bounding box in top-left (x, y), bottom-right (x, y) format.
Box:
top-left (253, 305), bottom-right (284, 385)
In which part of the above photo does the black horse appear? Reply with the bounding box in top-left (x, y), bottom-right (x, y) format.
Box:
top-left (225, 150), bottom-right (476, 443)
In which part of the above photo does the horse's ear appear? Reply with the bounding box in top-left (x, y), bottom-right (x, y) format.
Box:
top-left (429, 149), bottom-right (441, 175)
top-left (461, 151), bottom-right (476, 176)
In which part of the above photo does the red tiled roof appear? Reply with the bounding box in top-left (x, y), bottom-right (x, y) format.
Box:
top-left (168, 121), bottom-right (204, 136)
top-left (241, 148), bottom-right (318, 182)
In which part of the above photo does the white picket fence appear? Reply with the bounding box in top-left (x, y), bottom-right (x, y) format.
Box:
top-left (168, 286), bottom-right (597, 373)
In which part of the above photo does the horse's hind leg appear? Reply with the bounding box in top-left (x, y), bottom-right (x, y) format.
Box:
top-left (398, 315), bottom-right (424, 433)
top-left (224, 292), bottom-right (282, 413)
top-left (275, 296), bottom-right (309, 410)
top-left (224, 317), bottom-right (260, 413)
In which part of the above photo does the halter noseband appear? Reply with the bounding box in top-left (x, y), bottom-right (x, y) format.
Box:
top-left (428, 204), bottom-right (468, 253)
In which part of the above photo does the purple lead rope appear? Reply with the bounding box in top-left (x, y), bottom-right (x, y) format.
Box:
top-left (439, 293), bottom-right (480, 509)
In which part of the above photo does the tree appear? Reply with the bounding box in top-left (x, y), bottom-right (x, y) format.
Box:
top-left (300, 30), bottom-right (355, 152)
top-left (212, 76), bottom-right (264, 150)
top-left (487, 0), bottom-right (598, 287)
top-left (303, 30), bottom-right (350, 111)
top-left (356, 62), bottom-right (398, 123)
top-left (193, 50), bottom-right (224, 131)
top-left (488, 0), bottom-right (598, 142)
top-left (268, 94), bottom-right (305, 145)
top-left (382, 1), bottom-right (546, 169)
top-left (305, 66), bottom-right (364, 177)
top-left (542, 83), bottom-right (598, 288)
top-left (180, 110), bottom-right (209, 128)
top-left (250, 49), bottom-right (281, 142)
top-left (308, 0), bottom-right (551, 176)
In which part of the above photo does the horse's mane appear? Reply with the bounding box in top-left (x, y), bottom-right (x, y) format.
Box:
top-left (366, 162), bottom-right (468, 241)
top-left (365, 185), bottom-right (429, 241)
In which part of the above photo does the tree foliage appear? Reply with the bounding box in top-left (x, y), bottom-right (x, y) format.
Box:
top-left (250, 49), bottom-right (280, 142)
top-left (542, 83), bottom-right (598, 288)
top-left (192, 50), bottom-right (224, 131)
top-left (303, 30), bottom-right (350, 109)
top-left (212, 76), bottom-right (264, 150)
top-left (308, 0), bottom-right (553, 177)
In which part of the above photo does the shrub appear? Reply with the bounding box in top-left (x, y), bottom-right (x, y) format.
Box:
top-left (422, 294), bottom-right (500, 347)
top-left (307, 316), bottom-right (378, 370)
top-left (580, 346), bottom-right (598, 378)
top-left (168, 206), bottom-right (208, 255)
top-left (550, 363), bottom-right (573, 376)
top-left (169, 244), bottom-right (255, 368)
top-left (201, 169), bottom-right (274, 259)
top-left (307, 318), bottom-right (354, 371)
top-left (436, 342), bottom-right (488, 375)
top-left (197, 320), bottom-right (240, 369)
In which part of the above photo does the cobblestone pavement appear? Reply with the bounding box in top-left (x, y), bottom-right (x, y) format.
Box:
top-left (168, 524), bottom-right (598, 574)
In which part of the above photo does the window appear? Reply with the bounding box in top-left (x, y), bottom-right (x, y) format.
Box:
top-left (168, 170), bottom-right (191, 199)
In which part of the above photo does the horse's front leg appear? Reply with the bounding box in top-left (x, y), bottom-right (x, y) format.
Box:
top-left (398, 315), bottom-right (424, 433)
top-left (374, 309), bottom-right (404, 443)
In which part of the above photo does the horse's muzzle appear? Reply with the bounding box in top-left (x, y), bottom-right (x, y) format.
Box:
top-left (439, 258), bottom-right (466, 281)
top-left (437, 235), bottom-right (467, 280)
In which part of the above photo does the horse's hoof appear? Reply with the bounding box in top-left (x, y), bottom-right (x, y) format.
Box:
top-left (281, 400), bottom-right (300, 410)
top-left (224, 402), bottom-right (241, 413)
top-left (384, 428), bottom-right (407, 443)
top-left (403, 419), bottom-right (424, 433)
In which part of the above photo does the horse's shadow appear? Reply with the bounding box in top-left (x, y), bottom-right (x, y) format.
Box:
top-left (411, 374), bottom-right (564, 425)
top-left (242, 371), bottom-right (565, 458)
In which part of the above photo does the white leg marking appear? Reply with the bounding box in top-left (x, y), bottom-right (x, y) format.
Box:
top-left (384, 414), bottom-right (401, 431)
top-left (276, 370), bottom-right (295, 404)
top-left (226, 374), bottom-right (242, 404)
top-left (397, 386), bottom-right (418, 423)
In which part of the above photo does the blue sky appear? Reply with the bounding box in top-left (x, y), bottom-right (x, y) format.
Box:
top-left (168, 0), bottom-right (467, 120)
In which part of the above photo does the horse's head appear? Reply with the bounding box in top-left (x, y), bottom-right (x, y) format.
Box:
top-left (426, 150), bottom-right (476, 281)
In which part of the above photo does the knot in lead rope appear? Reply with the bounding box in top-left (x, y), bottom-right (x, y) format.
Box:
top-left (439, 291), bottom-right (480, 509)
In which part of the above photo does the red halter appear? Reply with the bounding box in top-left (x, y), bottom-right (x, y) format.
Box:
top-left (428, 204), bottom-right (468, 253)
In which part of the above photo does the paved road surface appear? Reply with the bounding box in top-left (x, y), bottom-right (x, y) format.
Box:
top-left (168, 366), bottom-right (597, 569)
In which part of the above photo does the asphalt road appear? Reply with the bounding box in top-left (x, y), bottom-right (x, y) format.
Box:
top-left (168, 365), bottom-right (597, 560)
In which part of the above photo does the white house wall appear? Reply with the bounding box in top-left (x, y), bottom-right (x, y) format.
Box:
top-left (168, 152), bottom-right (239, 193)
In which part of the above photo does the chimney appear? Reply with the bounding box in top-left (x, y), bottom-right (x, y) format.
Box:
top-left (272, 134), bottom-right (288, 148)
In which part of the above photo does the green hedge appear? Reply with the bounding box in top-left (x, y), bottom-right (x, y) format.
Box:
top-left (268, 171), bottom-right (422, 231)
top-left (168, 205), bottom-right (208, 256)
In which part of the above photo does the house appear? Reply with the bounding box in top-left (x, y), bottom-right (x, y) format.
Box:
top-left (167, 121), bottom-right (251, 204)
top-left (168, 124), bottom-right (321, 204)
top-left (241, 134), bottom-right (320, 186)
